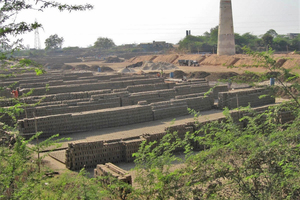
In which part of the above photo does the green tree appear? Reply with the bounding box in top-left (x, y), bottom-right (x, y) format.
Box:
top-left (178, 26), bottom-right (218, 53)
top-left (209, 26), bottom-right (219, 44)
top-left (273, 37), bottom-right (289, 51)
top-left (0, 1), bottom-right (92, 63)
top-left (94, 37), bottom-right (116, 49)
top-left (262, 33), bottom-right (274, 49)
top-left (266, 29), bottom-right (278, 38)
top-left (45, 34), bottom-right (64, 50)
top-left (290, 35), bottom-right (300, 51)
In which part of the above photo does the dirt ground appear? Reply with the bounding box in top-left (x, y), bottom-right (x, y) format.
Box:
top-left (65, 53), bottom-right (300, 81)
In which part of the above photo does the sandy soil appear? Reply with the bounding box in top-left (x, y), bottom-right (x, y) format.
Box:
top-left (66, 52), bottom-right (300, 76)
top-left (66, 60), bottom-right (269, 74)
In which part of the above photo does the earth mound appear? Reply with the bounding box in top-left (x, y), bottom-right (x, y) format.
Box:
top-left (75, 64), bottom-right (89, 70)
top-left (187, 71), bottom-right (210, 78)
top-left (90, 65), bottom-right (114, 72)
top-left (104, 56), bottom-right (124, 63)
top-left (142, 61), bottom-right (178, 71)
top-left (118, 67), bottom-right (136, 73)
top-left (173, 70), bottom-right (186, 78)
top-left (62, 64), bottom-right (73, 70)
top-left (100, 66), bottom-right (114, 72)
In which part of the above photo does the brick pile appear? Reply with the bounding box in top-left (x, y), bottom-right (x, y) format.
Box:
top-left (19, 105), bottom-right (154, 138)
top-left (151, 99), bottom-right (189, 120)
top-left (218, 88), bottom-right (275, 109)
top-left (94, 163), bottom-right (132, 185)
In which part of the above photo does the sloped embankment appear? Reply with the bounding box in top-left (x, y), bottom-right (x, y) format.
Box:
top-left (127, 54), bottom-right (298, 68)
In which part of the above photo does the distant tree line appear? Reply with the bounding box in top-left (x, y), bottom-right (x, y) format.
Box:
top-left (178, 26), bottom-right (300, 54)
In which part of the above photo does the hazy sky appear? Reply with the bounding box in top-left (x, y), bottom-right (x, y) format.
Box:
top-left (16, 0), bottom-right (300, 48)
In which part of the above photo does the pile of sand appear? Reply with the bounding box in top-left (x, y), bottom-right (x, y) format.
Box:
top-left (62, 64), bottom-right (73, 70)
top-left (281, 58), bottom-right (300, 69)
top-left (128, 55), bottom-right (157, 63)
top-left (152, 54), bottom-right (179, 63)
top-left (75, 64), bottom-right (89, 70)
top-left (141, 61), bottom-right (178, 71)
top-left (100, 66), bottom-right (114, 72)
top-left (104, 56), bottom-right (124, 63)
top-left (118, 67), bottom-right (136, 73)
top-left (173, 55), bottom-right (206, 64)
top-left (201, 55), bottom-right (240, 66)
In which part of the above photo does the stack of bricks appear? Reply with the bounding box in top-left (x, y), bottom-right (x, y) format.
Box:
top-left (189, 79), bottom-right (209, 85)
top-left (174, 85), bottom-right (210, 95)
top-left (20, 79), bottom-right (100, 89)
top-left (190, 85), bottom-right (211, 94)
top-left (143, 132), bottom-right (167, 144)
top-left (92, 74), bottom-right (121, 81)
top-left (165, 124), bottom-right (194, 152)
top-left (94, 163), bottom-right (132, 185)
top-left (132, 78), bottom-right (163, 85)
top-left (175, 92), bottom-right (214, 111)
top-left (174, 85), bottom-right (193, 95)
top-left (102, 140), bottom-right (125, 164)
top-left (126, 82), bottom-right (171, 93)
top-left (48, 80), bottom-right (64, 86)
top-left (65, 123), bottom-right (199, 170)
top-left (122, 137), bottom-right (146, 162)
top-left (151, 99), bottom-right (189, 120)
top-left (166, 124), bottom-right (194, 139)
top-left (18, 114), bottom-right (72, 138)
top-left (154, 83), bottom-right (174, 90)
top-left (110, 75), bottom-right (146, 81)
top-left (0, 89), bottom-right (112, 107)
top-left (236, 104), bottom-right (295, 126)
top-left (129, 91), bottom-right (162, 104)
top-left (18, 105), bottom-right (154, 138)
top-left (127, 84), bottom-right (156, 93)
top-left (20, 77), bottom-right (163, 96)
top-left (218, 88), bottom-right (275, 109)
top-left (66, 141), bottom-right (104, 170)
top-left (65, 102), bottom-right (288, 171)
top-left (91, 92), bottom-right (128, 100)
top-left (66, 136), bottom-right (146, 170)
top-left (185, 96), bottom-right (214, 111)
top-left (157, 89), bottom-right (176, 101)
top-left (212, 85), bottom-right (228, 99)
top-left (5, 73), bottom-right (281, 151)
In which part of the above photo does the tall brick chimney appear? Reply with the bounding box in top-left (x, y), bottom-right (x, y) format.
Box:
top-left (217, 0), bottom-right (235, 55)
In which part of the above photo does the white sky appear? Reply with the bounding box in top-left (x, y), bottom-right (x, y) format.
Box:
top-left (15, 0), bottom-right (300, 48)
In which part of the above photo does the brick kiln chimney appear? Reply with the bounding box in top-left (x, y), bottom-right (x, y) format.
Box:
top-left (217, 0), bottom-right (236, 55)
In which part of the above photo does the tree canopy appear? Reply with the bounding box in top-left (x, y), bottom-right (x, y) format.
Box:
top-left (0, 0), bottom-right (93, 74)
top-left (45, 34), bottom-right (64, 50)
top-left (179, 27), bottom-right (300, 53)
top-left (94, 37), bottom-right (116, 49)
